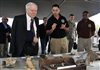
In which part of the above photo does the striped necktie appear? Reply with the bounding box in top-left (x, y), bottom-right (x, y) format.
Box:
top-left (30, 19), bottom-right (35, 36)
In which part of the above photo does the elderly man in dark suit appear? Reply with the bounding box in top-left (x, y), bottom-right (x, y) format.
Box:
top-left (0, 17), bottom-right (11, 58)
top-left (10, 2), bottom-right (39, 57)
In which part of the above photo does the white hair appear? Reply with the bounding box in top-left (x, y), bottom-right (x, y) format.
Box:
top-left (25, 2), bottom-right (38, 9)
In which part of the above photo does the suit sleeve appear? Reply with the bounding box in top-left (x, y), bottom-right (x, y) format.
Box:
top-left (10, 16), bottom-right (17, 54)
top-left (8, 25), bottom-right (11, 33)
top-left (91, 22), bottom-right (95, 36)
top-left (65, 18), bottom-right (69, 27)
top-left (98, 28), bottom-right (100, 36)
top-left (0, 30), bottom-right (5, 36)
top-left (46, 19), bottom-right (52, 30)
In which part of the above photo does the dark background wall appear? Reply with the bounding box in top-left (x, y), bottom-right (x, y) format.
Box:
top-left (0, 0), bottom-right (100, 21)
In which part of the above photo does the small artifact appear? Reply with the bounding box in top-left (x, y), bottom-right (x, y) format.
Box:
top-left (76, 50), bottom-right (99, 66)
top-left (0, 57), bottom-right (16, 68)
top-left (40, 54), bottom-right (48, 60)
top-left (26, 56), bottom-right (36, 70)
top-left (87, 50), bottom-right (98, 62)
top-left (48, 59), bottom-right (76, 69)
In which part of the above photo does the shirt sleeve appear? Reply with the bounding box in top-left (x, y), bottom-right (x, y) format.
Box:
top-left (65, 18), bottom-right (69, 27)
top-left (91, 21), bottom-right (95, 32)
top-left (91, 21), bottom-right (95, 36)
top-left (76, 22), bottom-right (81, 37)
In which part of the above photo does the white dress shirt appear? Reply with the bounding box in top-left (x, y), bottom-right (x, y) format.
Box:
top-left (26, 14), bottom-right (37, 36)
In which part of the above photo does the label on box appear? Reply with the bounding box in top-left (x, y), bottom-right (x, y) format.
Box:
top-left (57, 65), bottom-right (76, 69)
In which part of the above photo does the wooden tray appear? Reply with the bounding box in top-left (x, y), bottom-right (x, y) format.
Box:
top-left (39, 57), bottom-right (86, 70)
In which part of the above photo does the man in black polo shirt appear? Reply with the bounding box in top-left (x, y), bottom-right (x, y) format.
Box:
top-left (46, 4), bottom-right (69, 54)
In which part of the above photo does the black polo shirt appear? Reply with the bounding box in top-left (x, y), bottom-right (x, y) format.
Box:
top-left (46, 14), bottom-right (69, 38)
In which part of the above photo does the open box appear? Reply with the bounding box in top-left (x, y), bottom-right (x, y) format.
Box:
top-left (39, 57), bottom-right (86, 70)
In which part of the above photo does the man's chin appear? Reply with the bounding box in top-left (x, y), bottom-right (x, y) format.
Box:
top-left (30, 15), bottom-right (36, 18)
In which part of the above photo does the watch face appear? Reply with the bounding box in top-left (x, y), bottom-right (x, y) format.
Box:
top-left (88, 24), bottom-right (91, 27)
top-left (61, 19), bottom-right (65, 23)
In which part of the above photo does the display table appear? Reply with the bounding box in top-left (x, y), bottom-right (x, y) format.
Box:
top-left (0, 52), bottom-right (100, 70)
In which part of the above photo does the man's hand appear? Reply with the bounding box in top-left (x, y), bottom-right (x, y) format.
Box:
top-left (6, 32), bottom-right (9, 36)
top-left (46, 23), bottom-right (57, 35)
top-left (60, 24), bottom-right (66, 29)
top-left (33, 37), bottom-right (38, 43)
top-left (52, 23), bottom-right (57, 31)
top-left (32, 37), bottom-right (38, 46)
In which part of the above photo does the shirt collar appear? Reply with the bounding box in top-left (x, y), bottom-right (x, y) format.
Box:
top-left (68, 20), bottom-right (74, 23)
top-left (82, 18), bottom-right (89, 22)
top-left (2, 22), bottom-right (6, 25)
top-left (26, 13), bottom-right (31, 20)
top-left (52, 14), bottom-right (61, 18)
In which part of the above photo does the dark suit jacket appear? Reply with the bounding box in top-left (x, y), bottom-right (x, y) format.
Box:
top-left (10, 14), bottom-right (39, 57)
top-left (39, 24), bottom-right (46, 38)
top-left (0, 22), bottom-right (11, 43)
top-left (39, 24), bottom-right (49, 41)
